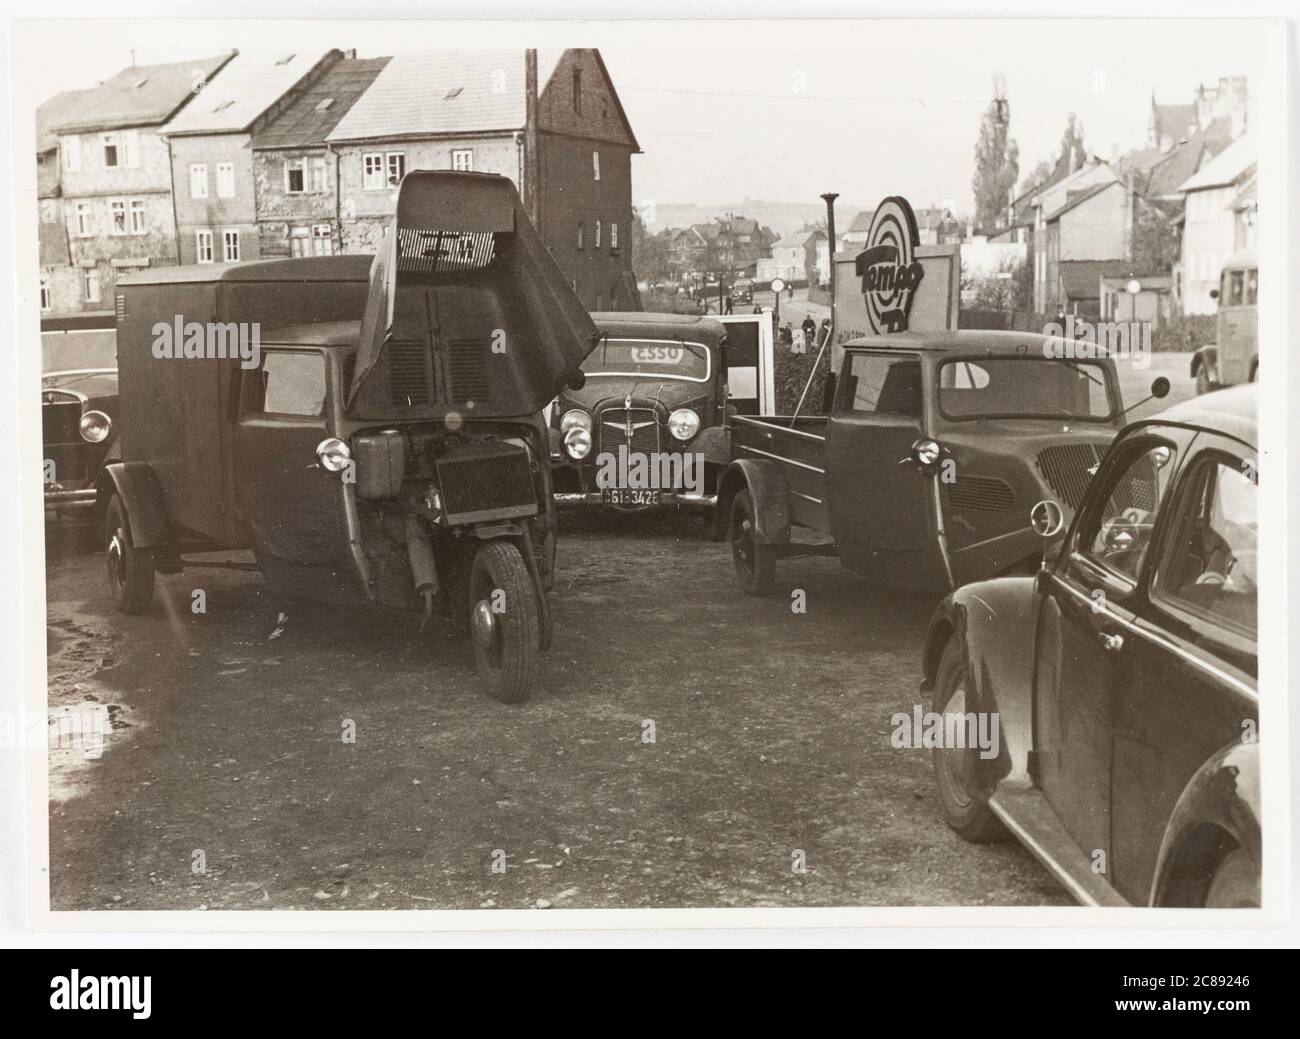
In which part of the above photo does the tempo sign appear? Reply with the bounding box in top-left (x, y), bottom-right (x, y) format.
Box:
top-left (855, 196), bottom-right (926, 334)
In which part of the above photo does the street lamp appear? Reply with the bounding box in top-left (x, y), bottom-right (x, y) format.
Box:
top-left (1125, 277), bottom-right (1141, 322)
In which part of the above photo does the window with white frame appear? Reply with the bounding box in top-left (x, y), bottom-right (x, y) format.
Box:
top-left (386, 152), bottom-right (405, 187)
top-left (595, 219), bottom-right (602, 248)
top-left (129, 198), bottom-right (146, 234)
top-left (63, 136), bottom-right (81, 172)
top-left (75, 202), bottom-right (93, 237)
top-left (363, 153), bottom-right (385, 190)
top-left (452, 149), bottom-right (473, 172)
top-left (286, 158), bottom-right (307, 194)
top-left (312, 224), bottom-right (333, 256)
top-left (610, 222), bottom-right (618, 250)
top-left (109, 199), bottom-right (128, 236)
top-left (216, 162), bottom-right (235, 199)
top-left (40, 272), bottom-right (51, 311)
top-left (190, 164), bottom-right (208, 199)
top-left (592, 151), bottom-right (600, 181)
top-left (289, 226), bottom-right (310, 257)
top-left (223, 229), bottom-right (241, 262)
top-left (82, 267), bottom-right (100, 303)
top-left (101, 130), bottom-right (139, 169)
top-left (195, 230), bottom-right (214, 264)
top-left (309, 157), bottom-right (327, 193)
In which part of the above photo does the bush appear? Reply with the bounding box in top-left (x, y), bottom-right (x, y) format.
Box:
top-left (774, 341), bottom-right (832, 414)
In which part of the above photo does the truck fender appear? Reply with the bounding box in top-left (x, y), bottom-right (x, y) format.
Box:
top-left (920, 576), bottom-right (1042, 795)
top-left (102, 462), bottom-right (171, 548)
top-left (692, 425), bottom-right (731, 469)
top-left (714, 458), bottom-right (790, 544)
top-left (1190, 345), bottom-right (1219, 382)
top-left (1150, 741), bottom-right (1260, 907)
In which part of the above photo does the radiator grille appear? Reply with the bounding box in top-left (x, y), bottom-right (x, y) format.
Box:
top-left (946, 475), bottom-right (1016, 513)
top-left (1035, 443), bottom-right (1106, 509)
top-left (447, 338), bottom-right (489, 404)
top-left (598, 407), bottom-right (660, 457)
top-left (436, 444), bottom-right (536, 521)
top-left (387, 339), bottom-right (431, 406)
top-left (42, 397), bottom-right (82, 445)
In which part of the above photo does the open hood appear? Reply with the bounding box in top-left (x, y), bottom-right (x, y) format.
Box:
top-left (348, 170), bottom-right (599, 418)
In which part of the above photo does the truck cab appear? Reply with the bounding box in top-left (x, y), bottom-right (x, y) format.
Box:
top-left (1190, 247), bottom-right (1258, 394)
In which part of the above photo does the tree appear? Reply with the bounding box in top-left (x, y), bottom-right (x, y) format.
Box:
top-left (630, 208), bottom-right (671, 291)
top-left (1056, 112), bottom-right (1087, 175)
top-left (972, 75), bottom-right (1020, 231)
top-left (1131, 198), bottom-right (1180, 274)
top-left (1020, 158), bottom-right (1053, 196)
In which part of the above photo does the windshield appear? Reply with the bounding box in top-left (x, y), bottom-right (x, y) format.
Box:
top-left (938, 357), bottom-right (1115, 421)
top-left (581, 338), bottom-right (711, 382)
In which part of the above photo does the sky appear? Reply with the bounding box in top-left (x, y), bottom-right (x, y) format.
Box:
top-left (16, 19), bottom-right (1272, 218)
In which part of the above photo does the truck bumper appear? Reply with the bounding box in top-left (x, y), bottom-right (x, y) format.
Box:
top-left (44, 488), bottom-right (98, 512)
top-left (554, 491), bottom-right (717, 510)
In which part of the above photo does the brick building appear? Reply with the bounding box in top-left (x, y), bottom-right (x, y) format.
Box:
top-left (41, 54), bottom-right (233, 315)
top-left (250, 56), bottom-right (390, 259)
top-left (325, 48), bottom-right (640, 311)
top-left (161, 49), bottom-right (342, 265)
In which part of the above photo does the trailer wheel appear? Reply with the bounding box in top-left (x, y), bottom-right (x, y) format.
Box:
top-left (730, 490), bottom-right (775, 595)
top-left (468, 541), bottom-right (540, 704)
top-left (104, 494), bottom-right (155, 614)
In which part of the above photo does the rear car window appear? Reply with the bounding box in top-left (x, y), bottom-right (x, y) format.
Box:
top-left (841, 353), bottom-right (922, 417)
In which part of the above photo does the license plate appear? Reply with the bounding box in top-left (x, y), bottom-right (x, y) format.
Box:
top-left (602, 489), bottom-right (661, 506)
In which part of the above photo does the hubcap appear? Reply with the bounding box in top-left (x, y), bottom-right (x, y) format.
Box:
top-left (471, 599), bottom-right (496, 647)
top-left (108, 532), bottom-right (125, 585)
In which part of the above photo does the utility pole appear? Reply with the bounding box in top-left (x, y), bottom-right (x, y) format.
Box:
top-left (821, 192), bottom-right (839, 370)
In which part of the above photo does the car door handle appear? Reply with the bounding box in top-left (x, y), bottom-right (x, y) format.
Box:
top-left (1098, 632), bottom-right (1124, 653)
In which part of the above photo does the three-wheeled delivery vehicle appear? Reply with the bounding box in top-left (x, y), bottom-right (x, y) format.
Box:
top-left (102, 171), bottom-right (597, 702)
top-left (717, 331), bottom-right (1170, 596)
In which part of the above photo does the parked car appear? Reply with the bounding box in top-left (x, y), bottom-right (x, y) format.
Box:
top-left (551, 312), bottom-right (730, 511)
top-left (1190, 247), bottom-right (1257, 394)
top-left (922, 385), bottom-right (1258, 906)
top-left (730, 278), bottom-right (754, 304)
top-left (41, 313), bottom-right (119, 516)
top-left (104, 171), bottom-right (596, 703)
top-left (719, 330), bottom-right (1166, 595)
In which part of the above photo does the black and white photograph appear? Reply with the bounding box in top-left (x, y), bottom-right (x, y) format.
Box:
top-left (1, 5), bottom-right (1297, 972)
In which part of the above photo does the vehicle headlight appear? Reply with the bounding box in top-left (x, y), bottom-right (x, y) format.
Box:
top-left (315, 437), bottom-right (352, 473)
top-left (78, 410), bottom-right (112, 444)
top-left (912, 438), bottom-right (941, 466)
top-left (563, 426), bottom-right (592, 460)
top-left (560, 409), bottom-right (591, 433)
top-left (668, 408), bottom-right (700, 441)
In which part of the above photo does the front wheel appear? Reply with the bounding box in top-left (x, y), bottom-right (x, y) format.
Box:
top-left (104, 495), bottom-right (155, 614)
top-left (1204, 847), bottom-right (1259, 907)
top-left (931, 636), bottom-right (1005, 842)
top-left (730, 490), bottom-right (775, 595)
top-left (468, 541), bottom-right (541, 704)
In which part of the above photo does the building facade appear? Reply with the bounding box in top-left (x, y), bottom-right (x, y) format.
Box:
top-left (162, 49), bottom-right (342, 266)
top-left (1178, 135), bottom-right (1256, 315)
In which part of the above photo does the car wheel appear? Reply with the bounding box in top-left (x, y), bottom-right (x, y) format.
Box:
top-left (730, 490), bottom-right (775, 595)
top-left (931, 636), bottom-right (1005, 842)
top-left (1195, 368), bottom-right (1217, 396)
top-left (468, 541), bottom-right (540, 704)
top-left (1204, 848), bottom-right (1259, 907)
top-left (104, 494), bottom-right (155, 614)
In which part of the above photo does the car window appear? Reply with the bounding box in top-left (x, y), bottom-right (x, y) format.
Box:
top-left (1245, 268), bottom-right (1258, 306)
top-left (242, 351), bottom-right (326, 416)
top-left (1154, 454), bottom-right (1257, 636)
top-left (1227, 270), bottom-right (1245, 307)
top-left (840, 354), bottom-right (922, 417)
top-left (938, 358), bottom-right (1113, 421)
top-left (1079, 441), bottom-right (1178, 583)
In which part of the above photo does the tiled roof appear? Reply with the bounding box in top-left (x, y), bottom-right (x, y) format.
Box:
top-left (46, 53), bottom-right (235, 135)
top-left (326, 51), bottom-right (530, 142)
top-left (161, 50), bottom-right (337, 135)
top-left (37, 89), bottom-right (94, 152)
top-left (773, 228), bottom-right (822, 249)
top-left (1180, 134), bottom-right (1255, 193)
top-left (251, 57), bottom-right (391, 149)
top-left (1045, 180), bottom-right (1119, 222)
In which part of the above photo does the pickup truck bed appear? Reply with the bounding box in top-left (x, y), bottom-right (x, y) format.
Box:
top-left (728, 414), bottom-right (830, 532)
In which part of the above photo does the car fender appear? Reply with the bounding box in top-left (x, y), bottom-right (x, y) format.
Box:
top-left (1190, 345), bottom-right (1219, 382)
top-left (714, 458), bottom-right (790, 544)
top-left (102, 461), bottom-right (171, 548)
top-left (921, 575), bottom-right (1041, 792)
top-left (1150, 741), bottom-right (1260, 906)
top-left (692, 425), bottom-right (730, 469)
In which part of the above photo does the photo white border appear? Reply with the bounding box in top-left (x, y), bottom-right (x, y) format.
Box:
top-left (4, 8), bottom-right (1295, 946)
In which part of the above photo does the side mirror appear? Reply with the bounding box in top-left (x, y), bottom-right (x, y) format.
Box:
top-left (568, 370), bottom-right (587, 391)
top-left (1209, 288), bottom-right (1220, 301)
top-left (1150, 376), bottom-right (1170, 399)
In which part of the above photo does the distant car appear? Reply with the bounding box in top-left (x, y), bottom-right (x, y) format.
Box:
top-left (1190, 247), bottom-right (1257, 394)
top-left (922, 385), bottom-right (1258, 907)
top-left (41, 315), bottom-right (118, 516)
top-left (730, 279), bottom-right (754, 304)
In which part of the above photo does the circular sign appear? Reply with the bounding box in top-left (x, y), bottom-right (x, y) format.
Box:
top-left (769, 278), bottom-right (786, 294)
top-left (855, 197), bottom-right (925, 334)
top-left (1126, 278), bottom-right (1142, 295)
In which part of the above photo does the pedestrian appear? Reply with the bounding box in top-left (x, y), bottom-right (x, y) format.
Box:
top-left (752, 304), bottom-right (762, 314)
top-left (801, 314), bottom-right (817, 345)
top-left (787, 283), bottom-right (794, 301)
top-left (725, 295), bottom-right (734, 315)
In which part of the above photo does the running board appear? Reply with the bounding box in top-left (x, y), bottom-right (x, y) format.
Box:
top-left (988, 788), bottom-right (1130, 907)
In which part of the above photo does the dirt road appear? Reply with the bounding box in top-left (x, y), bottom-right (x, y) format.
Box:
top-left (44, 512), bottom-right (1069, 911)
